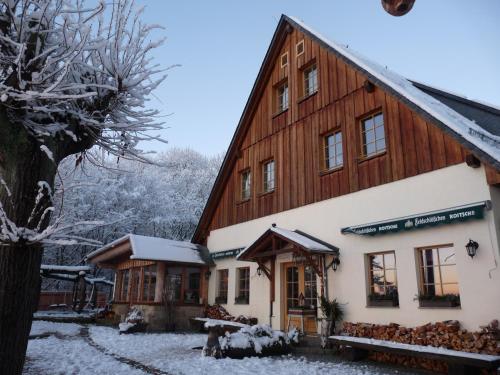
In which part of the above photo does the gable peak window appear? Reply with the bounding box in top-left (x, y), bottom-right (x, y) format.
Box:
top-left (280, 52), bottom-right (288, 68)
top-left (361, 112), bottom-right (386, 157)
top-left (296, 40), bottom-right (304, 56)
top-left (276, 82), bottom-right (289, 113)
top-left (303, 64), bottom-right (318, 97)
top-left (263, 160), bottom-right (275, 193)
top-left (240, 169), bottom-right (251, 200)
top-left (324, 131), bottom-right (343, 170)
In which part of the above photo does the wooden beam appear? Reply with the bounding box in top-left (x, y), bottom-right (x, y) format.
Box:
top-left (270, 257), bottom-right (275, 302)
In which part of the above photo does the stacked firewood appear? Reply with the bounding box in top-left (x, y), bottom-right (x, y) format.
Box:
top-left (204, 304), bottom-right (258, 325)
top-left (342, 320), bottom-right (500, 373)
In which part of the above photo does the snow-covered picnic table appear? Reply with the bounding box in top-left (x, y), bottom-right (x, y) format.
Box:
top-left (192, 318), bottom-right (248, 358)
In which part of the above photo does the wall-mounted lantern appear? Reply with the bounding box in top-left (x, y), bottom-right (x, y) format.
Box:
top-left (204, 270), bottom-right (212, 280)
top-left (327, 254), bottom-right (341, 272)
top-left (465, 239), bottom-right (479, 259)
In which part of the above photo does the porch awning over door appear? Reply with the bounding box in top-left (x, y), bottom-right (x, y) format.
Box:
top-left (236, 226), bottom-right (339, 262)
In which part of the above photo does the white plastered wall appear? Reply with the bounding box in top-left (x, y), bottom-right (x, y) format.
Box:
top-left (206, 164), bottom-right (500, 331)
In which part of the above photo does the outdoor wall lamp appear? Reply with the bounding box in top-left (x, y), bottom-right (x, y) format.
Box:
top-left (327, 255), bottom-right (341, 272)
top-left (257, 266), bottom-right (263, 276)
top-left (466, 239), bottom-right (479, 259)
top-left (204, 270), bottom-right (211, 280)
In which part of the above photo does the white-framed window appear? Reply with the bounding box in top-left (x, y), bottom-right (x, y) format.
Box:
top-left (235, 267), bottom-right (250, 304)
top-left (262, 160), bottom-right (275, 192)
top-left (361, 112), bottom-right (386, 157)
top-left (367, 251), bottom-right (398, 306)
top-left (324, 131), bottom-right (343, 170)
top-left (216, 269), bottom-right (229, 304)
top-left (296, 40), bottom-right (304, 56)
top-left (416, 245), bottom-right (460, 307)
top-left (277, 82), bottom-right (289, 112)
top-left (303, 64), bottom-right (318, 97)
top-left (280, 52), bottom-right (288, 68)
top-left (240, 169), bottom-right (251, 200)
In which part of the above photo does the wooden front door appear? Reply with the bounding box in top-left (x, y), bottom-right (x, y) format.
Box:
top-left (283, 263), bottom-right (318, 334)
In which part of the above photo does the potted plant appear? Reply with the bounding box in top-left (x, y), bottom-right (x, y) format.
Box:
top-left (368, 290), bottom-right (399, 307)
top-left (318, 296), bottom-right (344, 348)
top-left (418, 293), bottom-right (460, 308)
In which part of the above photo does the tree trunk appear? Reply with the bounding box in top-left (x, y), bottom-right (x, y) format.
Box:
top-left (0, 111), bottom-right (60, 374)
top-left (0, 244), bottom-right (43, 374)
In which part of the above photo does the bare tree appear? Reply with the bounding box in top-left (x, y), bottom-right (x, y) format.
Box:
top-left (0, 1), bottom-right (167, 372)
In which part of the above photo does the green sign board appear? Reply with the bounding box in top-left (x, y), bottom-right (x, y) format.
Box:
top-left (210, 248), bottom-right (244, 260)
top-left (341, 202), bottom-right (487, 236)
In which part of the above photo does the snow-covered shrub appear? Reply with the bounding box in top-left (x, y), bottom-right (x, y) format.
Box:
top-left (118, 306), bottom-right (145, 334)
top-left (220, 324), bottom-right (291, 358)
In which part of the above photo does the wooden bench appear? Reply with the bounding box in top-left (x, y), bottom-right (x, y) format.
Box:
top-left (329, 335), bottom-right (500, 375)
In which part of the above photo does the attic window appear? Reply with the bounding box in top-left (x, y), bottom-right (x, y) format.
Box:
top-left (296, 40), bottom-right (304, 56)
top-left (280, 52), bottom-right (288, 68)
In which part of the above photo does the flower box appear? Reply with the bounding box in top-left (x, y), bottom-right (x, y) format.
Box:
top-left (418, 294), bottom-right (460, 308)
top-left (234, 296), bottom-right (249, 305)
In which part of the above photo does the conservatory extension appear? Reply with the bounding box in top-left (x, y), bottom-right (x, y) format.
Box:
top-left (85, 234), bottom-right (213, 330)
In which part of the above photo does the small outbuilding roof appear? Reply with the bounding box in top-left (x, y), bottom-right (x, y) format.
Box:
top-left (237, 226), bottom-right (338, 262)
top-left (86, 234), bottom-right (212, 266)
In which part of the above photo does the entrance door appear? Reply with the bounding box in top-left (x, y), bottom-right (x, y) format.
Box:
top-left (283, 263), bottom-right (318, 334)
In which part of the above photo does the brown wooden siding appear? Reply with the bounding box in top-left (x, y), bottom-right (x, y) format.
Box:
top-left (208, 29), bottom-right (469, 232)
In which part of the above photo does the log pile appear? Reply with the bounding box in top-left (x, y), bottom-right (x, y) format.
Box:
top-left (204, 304), bottom-right (258, 325)
top-left (342, 320), bottom-right (500, 373)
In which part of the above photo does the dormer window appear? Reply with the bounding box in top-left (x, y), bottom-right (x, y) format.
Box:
top-left (241, 169), bottom-right (251, 200)
top-left (280, 52), bottom-right (288, 68)
top-left (276, 82), bottom-right (289, 113)
top-left (303, 64), bottom-right (318, 97)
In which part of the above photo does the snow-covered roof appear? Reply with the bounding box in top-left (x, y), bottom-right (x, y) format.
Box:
top-left (86, 234), bottom-right (211, 265)
top-left (287, 16), bottom-right (500, 167)
top-left (237, 226), bottom-right (338, 261)
top-left (192, 15), bottom-right (500, 245)
top-left (40, 265), bottom-right (91, 273)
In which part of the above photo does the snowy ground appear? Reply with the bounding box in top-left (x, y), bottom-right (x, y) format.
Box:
top-left (25, 322), bottom-right (422, 375)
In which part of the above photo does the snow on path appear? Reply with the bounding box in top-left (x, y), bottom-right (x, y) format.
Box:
top-left (30, 320), bottom-right (83, 337)
top-left (89, 326), bottom-right (415, 375)
top-left (25, 335), bottom-right (145, 375)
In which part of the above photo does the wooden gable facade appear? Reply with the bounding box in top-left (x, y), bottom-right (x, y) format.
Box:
top-left (194, 16), bottom-right (500, 244)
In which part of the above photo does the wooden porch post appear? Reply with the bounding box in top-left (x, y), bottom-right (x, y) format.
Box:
top-left (154, 262), bottom-right (166, 303)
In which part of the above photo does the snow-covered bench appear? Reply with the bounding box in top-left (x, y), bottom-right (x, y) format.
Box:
top-left (329, 335), bottom-right (500, 375)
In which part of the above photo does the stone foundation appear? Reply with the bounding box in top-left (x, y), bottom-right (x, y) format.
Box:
top-left (112, 303), bottom-right (204, 332)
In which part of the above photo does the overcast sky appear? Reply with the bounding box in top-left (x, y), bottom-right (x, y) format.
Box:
top-left (135, 0), bottom-right (500, 156)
